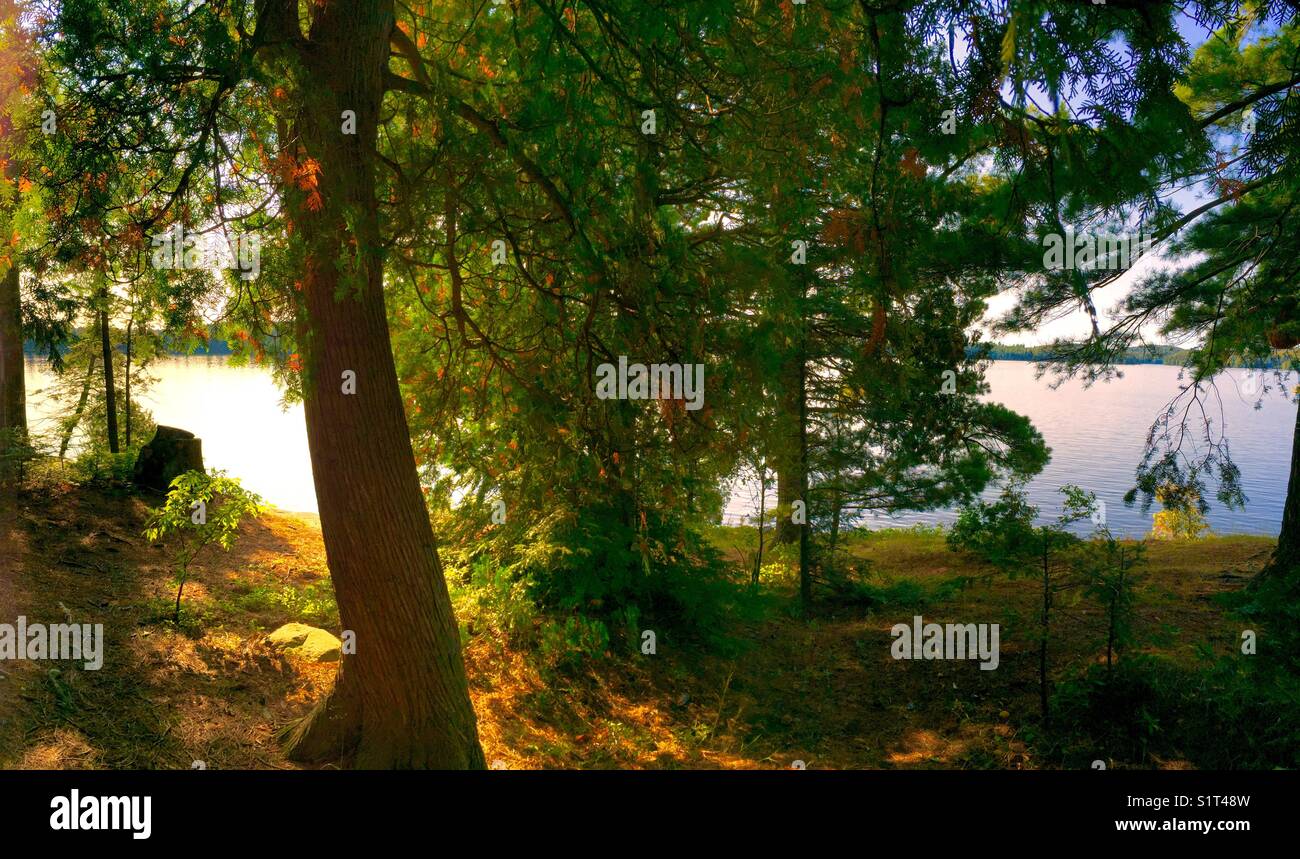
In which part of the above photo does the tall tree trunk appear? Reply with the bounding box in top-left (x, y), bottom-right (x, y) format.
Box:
top-left (268, 0), bottom-right (484, 769)
top-left (0, 1), bottom-right (29, 480)
top-left (775, 352), bottom-right (802, 545)
top-left (776, 468), bottom-right (798, 542)
top-left (1261, 397), bottom-right (1300, 581)
top-left (97, 284), bottom-right (118, 454)
top-left (0, 262), bottom-right (24, 462)
top-left (124, 317), bottom-right (133, 448)
top-left (1040, 543), bottom-right (1051, 727)
top-left (797, 333), bottom-right (811, 606)
top-left (829, 492), bottom-right (842, 556)
top-left (774, 382), bottom-right (795, 543)
top-left (60, 353), bottom-right (96, 459)
top-left (753, 461), bottom-right (766, 585)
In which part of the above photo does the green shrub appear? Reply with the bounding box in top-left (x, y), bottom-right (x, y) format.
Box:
top-left (144, 470), bottom-right (264, 624)
top-left (72, 448), bottom-right (138, 486)
top-left (538, 615), bottom-right (611, 670)
top-left (0, 428), bottom-right (39, 482)
top-left (228, 581), bottom-right (338, 627)
top-left (1050, 655), bottom-right (1300, 769)
top-left (439, 500), bottom-right (768, 649)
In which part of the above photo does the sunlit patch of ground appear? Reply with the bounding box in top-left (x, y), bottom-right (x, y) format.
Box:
top-left (18, 727), bottom-right (99, 769)
top-left (0, 482), bottom-right (33, 759)
top-left (3, 473), bottom-right (329, 770)
top-left (1, 475), bottom-right (1277, 770)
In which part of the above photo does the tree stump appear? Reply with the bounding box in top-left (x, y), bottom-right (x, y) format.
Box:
top-left (133, 426), bottom-right (204, 492)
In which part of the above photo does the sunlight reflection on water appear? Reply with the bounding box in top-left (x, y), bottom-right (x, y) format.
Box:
top-left (724, 362), bottom-right (1297, 538)
top-left (26, 357), bottom-right (1297, 536)
top-left (26, 355), bottom-right (318, 514)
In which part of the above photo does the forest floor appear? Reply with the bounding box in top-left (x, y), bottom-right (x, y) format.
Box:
top-left (0, 471), bottom-right (1275, 769)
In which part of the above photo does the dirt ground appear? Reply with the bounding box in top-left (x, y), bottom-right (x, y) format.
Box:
top-left (0, 480), bottom-right (31, 757)
top-left (0, 473), bottom-right (1275, 769)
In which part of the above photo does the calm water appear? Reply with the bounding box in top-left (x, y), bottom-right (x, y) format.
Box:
top-left (723, 361), bottom-right (1297, 537)
top-left (25, 356), bottom-right (318, 514)
top-left (24, 357), bottom-right (1298, 536)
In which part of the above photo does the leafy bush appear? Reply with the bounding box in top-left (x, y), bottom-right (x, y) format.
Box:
top-left (1051, 655), bottom-right (1300, 769)
top-left (144, 470), bottom-right (264, 623)
top-left (1224, 565), bottom-right (1300, 672)
top-left (228, 581), bottom-right (338, 628)
top-left (819, 562), bottom-right (969, 611)
top-left (438, 500), bottom-right (759, 646)
top-left (72, 448), bottom-right (138, 486)
top-left (0, 428), bottom-right (40, 482)
top-left (452, 554), bottom-right (539, 646)
top-left (1049, 658), bottom-right (1167, 765)
top-left (538, 615), bottom-right (611, 670)
top-left (1150, 484), bottom-right (1211, 540)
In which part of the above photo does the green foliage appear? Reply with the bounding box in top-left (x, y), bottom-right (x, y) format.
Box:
top-left (823, 571), bottom-right (970, 613)
top-left (0, 427), bottom-right (38, 482)
top-left (1052, 655), bottom-right (1300, 769)
top-left (1226, 563), bottom-right (1300, 671)
top-left (859, 524), bottom-right (949, 542)
top-left (137, 594), bottom-right (211, 638)
top-left (34, 332), bottom-right (158, 471)
top-left (452, 554), bottom-right (539, 646)
top-left (144, 470), bottom-right (263, 624)
top-left (1071, 498), bottom-right (1149, 669)
top-left (982, 343), bottom-right (1190, 365)
top-left (538, 615), bottom-right (612, 672)
top-left (948, 482), bottom-right (1082, 574)
top-left (23, 0), bottom-right (1300, 775)
top-left (436, 496), bottom-right (757, 646)
top-left (950, 483), bottom-right (1097, 724)
top-left (71, 448), bottom-right (137, 486)
top-left (1001, 8), bottom-right (1300, 528)
top-left (226, 581), bottom-right (338, 629)
top-left (451, 554), bottom-right (611, 674)
top-left (1150, 484), bottom-right (1212, 540)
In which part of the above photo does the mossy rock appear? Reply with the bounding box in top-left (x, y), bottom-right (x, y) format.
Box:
top-left (265, 623), bottom-right (341, 662)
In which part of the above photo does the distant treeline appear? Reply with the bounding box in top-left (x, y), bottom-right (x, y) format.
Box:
top-left (24, 334), bottom-right (234, 358)
top-left (24, 336), bottom-right (1283, 369)
top-left (977, 343), bottom-right (1289, 369)
top-left (977, 343), bottom-right (1188, 365)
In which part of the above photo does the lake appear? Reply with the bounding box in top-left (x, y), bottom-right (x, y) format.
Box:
top-left (25, 356), bottom-right (318, 514)
top-left (24, 357), bottom-right (1298, 537)
top-left (724, 361), bottom-right (1297, 537)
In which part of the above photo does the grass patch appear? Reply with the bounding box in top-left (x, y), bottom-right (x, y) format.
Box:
top-left (221, 580), bottom-right (339, 629)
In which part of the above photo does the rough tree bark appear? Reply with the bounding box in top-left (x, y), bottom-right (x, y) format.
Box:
top-left (1261, 397), bottom-right (1300, 581)
top-left (97, 283), bottom-right (118, 454)
top-left (775, 351), bottom-right (802, 546)
top-left (797, 333), bottom-right (811, 606)
top-left (59, 353), bottom-right (96, 459)
top-left (0, 16), bottom-right (29, 470)
top-left (261, 0), bottom-right (484, 769)
top-left (0, 262), bottom-right (24, 455)
top-left (752, 461), bottom-right (766, 585)
top-left (124, 317), bottom-right (133, 448)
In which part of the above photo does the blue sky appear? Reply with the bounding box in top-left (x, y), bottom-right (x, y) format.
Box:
top-left (985, 8), bottom-right (1240, 346)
